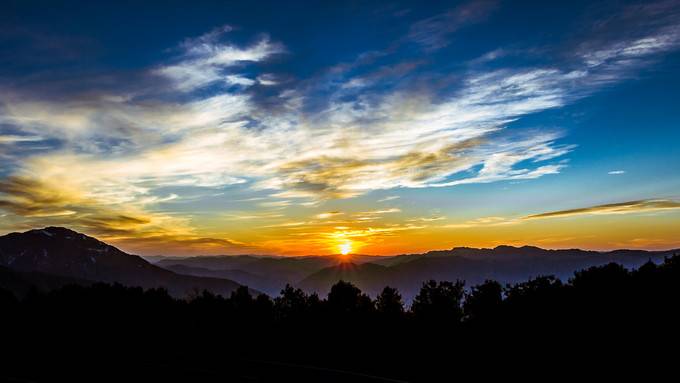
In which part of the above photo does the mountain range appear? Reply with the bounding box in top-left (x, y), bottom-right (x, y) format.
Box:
top-left (1, 227), bottom-right (677, 302)
top-left (297, 246), bottom-right (678, 301)
top-left (149, 241), bottom-right (678, 301)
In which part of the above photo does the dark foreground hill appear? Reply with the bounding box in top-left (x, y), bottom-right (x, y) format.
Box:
top-left (0, 227), bottom-right (244, 297)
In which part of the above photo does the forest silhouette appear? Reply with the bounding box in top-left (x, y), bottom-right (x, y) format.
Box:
top-left (2, 254), bottom-right (679, 382)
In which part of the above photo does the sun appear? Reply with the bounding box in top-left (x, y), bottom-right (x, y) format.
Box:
top-left (339, 242), bottom-right (352, 255)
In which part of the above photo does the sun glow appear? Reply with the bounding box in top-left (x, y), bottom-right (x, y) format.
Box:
top-left (339, 242), bottom-right (352, 255)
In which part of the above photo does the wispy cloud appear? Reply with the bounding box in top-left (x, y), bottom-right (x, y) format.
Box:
top-left (407, 0), bottom-right (498, 51)
top-left (0, 176), bottom-right (258, 255)
top-left (261, 221), bottom-right (308, 228)
top-left (222, 212), bottom-right (284, 220)
top-left (576, 1), bottom-right (680, 71)
top-left (443, 216), bottom-right (517, 229)
top-left (356, 208), bottom-right (401, 216)
top-left (155, 26), bottom-right (283, 91)
top-left (442, 198), bottom-right (680, 229)
top-left (524, 199), bottom-right (680, 220)
top-left (0, 134), bottom-right (43, 144)
top-left (259, 200), bottom-right (292, 208)
top-left (408, 215), bottom-right (446, 222)
top-left (316, 211), bottom-right (344, 219)
top-left (608, 170), bottom-right (625, 175)
top-left (353, 208), bottom-right (402, 222)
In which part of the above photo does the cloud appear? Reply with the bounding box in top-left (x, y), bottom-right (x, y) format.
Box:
top-left (260, 221), bottom-right (308, 228)
top-left (4, 13), bottom-right (675, 210)
top-left (258, 200), bottom-right (292, 208)
top-left (407, 0), bottom-right (498, 51)
top-left (155, 26), bottom-right (283, 91)
top-left (0, 175), bottom-right (149, 234)
top-left (408, 216), bottom-right (446, 222)
top-left (316, 211), bottom-right (344, 219)
top-left (0, 175), bottom-right (258, 255)
top-left (571, 1), bottom-right (680, 84)
top-left (608, 170), bottom-right (625, 175)
top-left (257, 74), bottom-right (279, 86)
top-left (354, 208), bottom-right (401, 222)
top-left (443, 198), bottom-right (680, 229)
top-left (443, 216), bottom-right (517, 229)
top-left (523, 199), bottom-right (680, 220)
top-left (356, 208), bottom-right (401, 216)
top-left (222, 212), bottom-right (284, 220)
top-left (0, 91), bottom-right (253, 154)
top-left (0, 135), bottom-right (43, 144)
top-left (377, 195), bottom-right (400, 202)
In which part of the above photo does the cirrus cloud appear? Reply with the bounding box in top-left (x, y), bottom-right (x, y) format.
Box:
top-left (523, 199), bottom-right (680, 220)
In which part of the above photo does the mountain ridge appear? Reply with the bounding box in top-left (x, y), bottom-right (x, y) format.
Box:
top-left (298, 246), bottom-right (679, 302)
top-left (0, 227), bottom-right (246, 298)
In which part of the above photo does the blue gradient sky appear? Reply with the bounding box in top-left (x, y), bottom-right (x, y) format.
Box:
top-left (1, 0), bottom-right (679, 255)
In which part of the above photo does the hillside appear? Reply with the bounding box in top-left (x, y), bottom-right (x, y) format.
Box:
top-left (0, 227), bottom-right (245, 298)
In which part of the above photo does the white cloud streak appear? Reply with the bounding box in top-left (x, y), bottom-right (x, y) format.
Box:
top-left (155, 26), bottom-right (282, 91)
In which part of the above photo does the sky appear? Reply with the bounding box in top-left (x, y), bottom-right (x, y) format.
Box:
top-left (1, 0), bottom-right (679, 256)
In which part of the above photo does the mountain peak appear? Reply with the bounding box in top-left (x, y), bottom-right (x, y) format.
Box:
top-left (493, 245), bottom-right (519, 251)
top-left (493, 245), bottom-right (546, 255)
top-left (27, 226), bottom-right (84, 238)
top-left (0, 227), bottom-right (244, 298)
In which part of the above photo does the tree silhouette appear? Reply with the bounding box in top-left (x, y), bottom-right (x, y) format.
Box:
top-left (464, 279), bottom-right (502, 323)
top-left (252, 293), bottom-right (274, 323)
top-left (411, 280), bottom-right (465, 323)
top-left (503, 276), bottom-right (565, 324)
top-left (230, 285), bottom-right (253, 309)
top-left (376, 286), bottom-right (405, 317)
top-left (274, 284), bottom-right (309, 321)
top-left (326, 280), bottom-right (374, 316)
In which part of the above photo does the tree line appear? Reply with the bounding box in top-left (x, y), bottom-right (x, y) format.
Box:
top-left (2, 255), bottom-right (679, 326)
top-left (2, 255), bottom-right (679, 381)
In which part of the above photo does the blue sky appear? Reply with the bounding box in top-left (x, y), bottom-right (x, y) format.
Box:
top-left (1, 0), bottom-right (679, 255)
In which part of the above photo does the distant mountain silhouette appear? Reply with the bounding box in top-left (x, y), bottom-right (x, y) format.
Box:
top-left (154, 254), bottom-right (265, 270)
top-left (161, 263), bottom-right (280, 294)
top-left (153, 254), bottom-right (379, 295)
top-left (0, 227), bottom-right (244, 297)
top-left (298, 245), bottom-right (678, 301)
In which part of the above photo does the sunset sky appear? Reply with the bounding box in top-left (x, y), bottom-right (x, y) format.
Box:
top-left (1, 0), bottom-right (679, 256)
